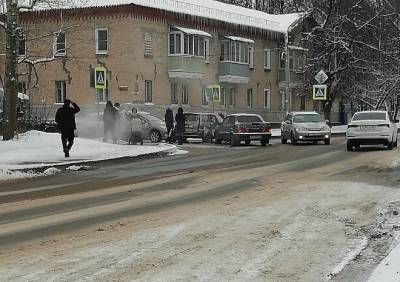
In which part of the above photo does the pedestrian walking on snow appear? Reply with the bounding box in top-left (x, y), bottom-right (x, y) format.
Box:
top-left (165, 108), bottom-right (174, 143)
top-left (103, 101), bottom-right (119, 143)
top-left (175, 107), bottom-right (185, 145)
top-left (55, 99), bottom-right (80, 158)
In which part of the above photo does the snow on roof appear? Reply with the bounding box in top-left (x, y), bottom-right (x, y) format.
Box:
top-left (224, 36), bottom-right (255, 44)
top-left (29, 0), bottom-right (305, 34)
top-left (174, 26), bottom-right (212, 37)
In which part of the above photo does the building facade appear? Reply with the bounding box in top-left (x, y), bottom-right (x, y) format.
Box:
top-left (0, 1), bottom-right (334, 123)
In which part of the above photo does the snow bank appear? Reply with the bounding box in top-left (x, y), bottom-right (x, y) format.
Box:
top-left (0, 131), bottom-right (180, 180)
top-left (368, 242), bottom-right (400, 282)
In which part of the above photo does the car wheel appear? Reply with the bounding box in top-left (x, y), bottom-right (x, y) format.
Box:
top-left (324, 139), bottom-right (330, 145)
top-left (394, 140), bottom-right (398, 148)
top-left (149, 130), bottom-right (162, 143)
top-left (215, 134), bottom-right (222, 144)
top-left (230, 134), bottom-right (237, 147)
top-left (281, 136), bottom-right (287, 144)
top-left (346, 141), bottom-right (353, 151)
top-left (387, 141), bottom-right (394, 150)
top-left (313, 140), bottom-right (318, 145)
top-left (245, 140), bottom-right (251, 146)
top-left (291, 132), bottom-right (297, 145)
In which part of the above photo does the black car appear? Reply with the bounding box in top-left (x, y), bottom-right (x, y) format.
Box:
top-left (181, 112), bottom-right (223, 143)
top-left (215, 114), bottom-right (271, 146)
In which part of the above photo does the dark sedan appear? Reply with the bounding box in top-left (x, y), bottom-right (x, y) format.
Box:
top-left (215, 114), bottom-right (271, 146)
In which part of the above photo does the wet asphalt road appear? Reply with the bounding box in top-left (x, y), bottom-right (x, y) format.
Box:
top-left (0, 137), bottom-right (350, 246)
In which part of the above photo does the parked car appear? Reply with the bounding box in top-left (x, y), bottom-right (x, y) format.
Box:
top-left (215, 114), bottom-right (271, 146)
top-left (281, 111), bottom-right (331, 145)
top-left (346, 110), bottom-right (398, 151)
top-left (181, 112), bottom-right (223, 143)
top-left (122, 111), bottom-right (167, 143)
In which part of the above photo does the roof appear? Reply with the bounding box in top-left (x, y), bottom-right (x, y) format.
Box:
top-left (174, 26), bottom-right (212, 37)
top-left (28, 0), bottom-right (305, 34)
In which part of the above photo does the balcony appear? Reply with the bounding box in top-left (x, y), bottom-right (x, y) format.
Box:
top-left (219, 62), bottom-right (250, 84)
top-left (168, 56), bottom-right (207, 80)
top-left (278, 69), bottom-right (305, 87)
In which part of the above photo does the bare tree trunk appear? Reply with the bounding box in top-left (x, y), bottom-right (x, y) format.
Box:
top-left (3, 0), bottom-right (18, 140)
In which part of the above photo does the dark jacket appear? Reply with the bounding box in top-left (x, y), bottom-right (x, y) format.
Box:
top-left (165, 108), bottom-right (174, 129)
top-left (103, 101), bottom-right (119, 127)
top-left (55, 101), bottom-right (80, 132)
top-left (175, 107), bottom-right (185, 134)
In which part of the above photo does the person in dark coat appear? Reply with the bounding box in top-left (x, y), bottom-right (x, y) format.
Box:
top-left (175, 107), bottom-right (185, 145)
top-left (103, 101), bottom-right (119, 143)
top-left (55, 99), bottom-right (80, 157)
top-left (164, 108), bottom-right (174, 143)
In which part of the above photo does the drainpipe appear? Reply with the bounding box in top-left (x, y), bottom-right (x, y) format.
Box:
top-left (285, 32), bottom-right (291, 112)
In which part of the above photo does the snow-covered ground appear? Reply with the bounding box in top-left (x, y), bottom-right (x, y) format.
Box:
top-left (0, 131), bottom-right (181, 181)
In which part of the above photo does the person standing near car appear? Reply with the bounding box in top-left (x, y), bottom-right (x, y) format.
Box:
top-left (175, 107), bottom-right (185, 145)
top-left (103, 101), bottom-right (119, 143)
top-left (55, 99), bottom-right (80, 158)
top-left (165, 108), bottom-right (174, 143)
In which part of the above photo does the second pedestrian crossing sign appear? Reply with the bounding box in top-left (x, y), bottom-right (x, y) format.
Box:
top-left (95, 66), bottom-right (107, 89)
top-left (313, 85), bottom-right (327, 101)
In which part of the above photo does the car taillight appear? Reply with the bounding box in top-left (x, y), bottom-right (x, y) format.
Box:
top-left (235, 127), bottom-right (248, 133)
top-left (378, 124), bottom-right (390, 128)
top-left (263, 127), bottom-right (271, 133)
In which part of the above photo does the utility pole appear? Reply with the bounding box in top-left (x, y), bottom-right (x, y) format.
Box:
top-left (3, 0), bottom-right (18, 140)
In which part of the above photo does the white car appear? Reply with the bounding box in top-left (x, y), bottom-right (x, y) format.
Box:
top-left (346, 111), bottom-right (398, 151)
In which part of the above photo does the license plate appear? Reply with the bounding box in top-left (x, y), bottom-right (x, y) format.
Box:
top-left (250, 135), bottom-right (261, 140)
top-left (360, 125), bottom-right (376, 131)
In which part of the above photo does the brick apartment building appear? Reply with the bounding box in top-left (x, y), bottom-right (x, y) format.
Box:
top-left (0, 0), bottom-right (330, 122)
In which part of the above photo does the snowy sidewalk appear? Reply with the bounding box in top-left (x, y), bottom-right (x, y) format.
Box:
top-left (0, 131), bottom-right (180, 181)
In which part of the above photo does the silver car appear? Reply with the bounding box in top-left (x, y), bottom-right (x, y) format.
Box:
top-left (281, 111), bottom-right (331, 145)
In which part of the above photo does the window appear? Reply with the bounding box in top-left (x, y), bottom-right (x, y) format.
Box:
top-left (171, 83), bottom-right (178, 104)
top-left (145, 80), bottom-right (153, 103)
top-left (264, 89), bottom-right (271, 109)
top-left (247, 88), bottom-right (253, 108)
top-left (220, 87), bottom-right (226, 106)
top-left (220, 40), bottom-right (250, 64)
top-left (169, 32), bottom-right (208, 57)
top-left (279, 51), bottom-right (286, 69)
top-left (55, 81), bottom-right (67, 103)
top-left (202, 86), bottom-right (208, 105)
top-left (227, 88), bottom-right (236, 107)
top-left (97, 88), bottom-right (108, 102)
top-left (54, 32), bottom-right (66, 56)
top-left (181, 84), bottom-right (188, 105)
top-left (18, 34), bottom-right (26, 57)
top-left (144, 32), bottom-right (153, 58)
top-left (204, 38), bottom-right (210, 63)
top-left (264, 49), bottom-right (271, 70)
top-left (249, 46), bottom-right (254, 68)
top-left (18, 82), bottom-right (27, 94)
top-left (96, 29), bottom-right (108, 54)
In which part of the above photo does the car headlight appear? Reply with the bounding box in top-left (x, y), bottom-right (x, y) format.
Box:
top-left (295, 127), bottom-right (306, 132)
top-left (323, 125), bottom-right (330, 131)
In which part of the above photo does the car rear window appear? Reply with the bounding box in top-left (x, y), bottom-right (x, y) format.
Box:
top-left (185, 114), bottom-right (198, 122)
top-left (293, 114), bottom-right (321, 123)
top-left (352, 112), bottom-right (386, 121)
top-left (237, 115), bottom-right (263, 123)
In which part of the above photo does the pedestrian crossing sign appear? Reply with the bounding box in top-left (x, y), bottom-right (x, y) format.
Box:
top-left (95, 66), bottom-right (107, 89)
top-left (313, 85), bottom-right (327, 100)
top-left (206, 85), bottom-right (221, 103)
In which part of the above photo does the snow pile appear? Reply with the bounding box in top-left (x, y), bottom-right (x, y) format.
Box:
top-left (0, 131), bottom-right (179, 180)
top-left (368, 241), bottom-right (400, 282)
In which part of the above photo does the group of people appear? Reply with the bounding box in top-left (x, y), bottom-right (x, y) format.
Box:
top-left (165, 107), bottom-right (185, 145)
top-left (55, 99), bottom-right (187, 158)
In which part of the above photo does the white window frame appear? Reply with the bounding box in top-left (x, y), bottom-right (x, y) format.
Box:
top-left (181, 84), bottom-right (189, 105)
top-left (171, 82), bottom-right (179, 104)
top-left (144, 32), bottom-right (153, 58)
top-left (53, 31), bottom-right (66, 57)
top-left (228, 88), bottom-right (236, 107)
top-left (55, 81), bottom-right (67, 103)
top-left (96, 28), bottom-right (108, 55)
top-left (248, 46), bottom-right (254, 69)
top-left (220, 40), bottom-right (250, 65)
top-left (264, 49), bottom-right (271, 70)
top-left (97, 88), bottom-right (109, 102)
top-left (204, 38), bottom-right (210, 63)
top-left (264, 88), bottom-right (271, 110)
top-left (145, 80), bottom-right (153, 103)
top-left (247, 88), bottom-right (253, 108)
